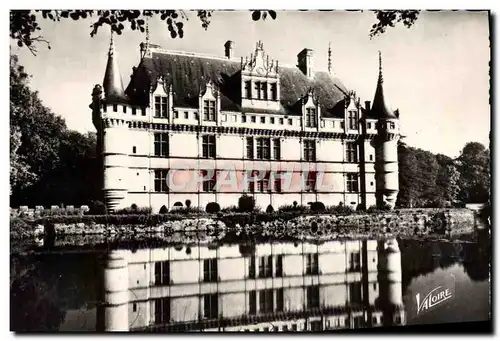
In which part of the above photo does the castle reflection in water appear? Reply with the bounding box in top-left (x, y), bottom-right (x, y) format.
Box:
top-left (97, 238), bottom-right (406, 332)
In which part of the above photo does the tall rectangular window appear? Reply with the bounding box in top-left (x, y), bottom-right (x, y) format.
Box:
top-left (258, 255), bottom-right (273, 278)
top-left (304, 140), bottom-right (316, 162)
top-left (249, 256), bottom-right (256, 279)
top-left (154, 95), bottom-right (168, 118)
top-left (141, 107), bottom-right (146, 116)
top-left (307, 286), bottom-right (320, 309)
top-left (276, 288), bottom-right (284, 312)
top-left (247, 170), bottom-right (256, 192)
top-left (132, 107), bottom-right (137, 116)
top-left (273, 138), bottom-right (281, 160)
top-left (274, 172), bottom-right (282, 193)
top-left (279, 118), bottom-right (284, 125)
top-left (305, 171), bottom-right (317, 192)
top-left (257, 171), bottom-right (270, 193)
top-left (259, 289), bottom-right (274, 313)
top-left (256, 138), bottom-right (271, 160)
top-left (154, 170), bottom-right (169, 192)
top-left (249, 290), bottom-right (257, 314)
top-left (123, 105), bottom-right (127, 113)
top-left (202, 135), bottom-right (216, 158)
top-left (203, 294), bottom-right (218, 319)
top-left (154, 133), bottom-right (169, 157)
top-left (270, 83), bottom-right (277, 101)
top-left (203, 100), bottom-right (216, 121)
top-left (254, 82), bottom-right (261, 99)
top-left (349, 282), bottom-right (362, 304)
top-left (261, 82), bottom-right (268, 100)
top-left (246, 137), bottom-right (254, 159)
top-left (201, 170), bottom-right (216, 192)
top-left (154, 297), bottom-right (170, 324)
top-left (306, 108), bottom-right (317, 127)
top-left (306, 253), bottom-right (319, 275)
top-left (276, 255), bottom-right (283, 277)
top-left (346, 142), bottom-right (358, 163)
top-left (348, 111), bottom-right (357, 130)
top-left (349, 252), bottom-right (361, 272)
top-left (260, 116), bottom-right (265, 124)
top-left (245, 81), bottom-right (252, 98)
top-left (346, 173), bottom-right (359, 193)
top-left (203, 258), bottom-right (218, 282)
top-left (113, 104), bottom-right (118, 112)
top-left (154, 261), bottom-right (170, 285)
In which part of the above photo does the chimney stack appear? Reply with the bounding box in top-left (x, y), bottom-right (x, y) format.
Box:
top-left (365, 101), bottom-right (371, 111)
top-left (297, 48), bottom-right (314, 77)
top-left (224, 40), bottom-right (235, 59)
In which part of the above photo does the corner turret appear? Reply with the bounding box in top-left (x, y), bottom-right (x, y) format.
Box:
top-left (371, 52), bottom-right (400, 210)
top-left (103, 32), bottom-right (128, 104)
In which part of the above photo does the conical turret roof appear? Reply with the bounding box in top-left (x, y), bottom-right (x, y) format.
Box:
top-left (371, 51), bottom-right (397, 119)
top-left (102, 32), bottom-right (128, 104)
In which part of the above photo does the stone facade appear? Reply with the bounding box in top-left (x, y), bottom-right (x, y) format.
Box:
top-left (91, 35), bottom-right (401, 213)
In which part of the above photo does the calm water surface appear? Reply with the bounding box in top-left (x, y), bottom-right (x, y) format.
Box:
top-left (10, 227), bottom-right (490, 332)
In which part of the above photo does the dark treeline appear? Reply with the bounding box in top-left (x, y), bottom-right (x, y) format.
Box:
top-left (10, 55), bottom-right (100, 207)
top-left (397, 140), bottom-right (490, 208)
top-left (9, 55), bottom-right (491, 209)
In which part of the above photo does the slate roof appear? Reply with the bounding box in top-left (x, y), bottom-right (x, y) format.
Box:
top-left (125, 51), bottom-right (349, 118)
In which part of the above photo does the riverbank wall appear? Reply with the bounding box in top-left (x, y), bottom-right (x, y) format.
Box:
top-left (11, 208), bottom-right (476, 241)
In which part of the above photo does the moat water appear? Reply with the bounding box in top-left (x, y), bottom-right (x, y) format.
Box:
top-left (10, 226), bottom-right (491, 332)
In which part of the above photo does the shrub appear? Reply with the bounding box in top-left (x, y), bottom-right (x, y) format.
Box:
top-left (367, 205), bottom-right (378, 213)
top-left (131, 203), bottom-right (138, 211)
top-left (173, 202), bottom-right (183, 207)
top-left (293, 201), bottom-right (298, 208)
top-left (238, 195), bottom-right (255, 213)
top-left (309, 202), bottom-right (326, 213)
top-left (278, 204), bottom-right (308, 213)
top-left (185, 199), bottom-right (192, 208)
top-left (266, 205), bottom-right (275, 214)
top-left (327, 203), bottom-right (353, 215)
top-left (89, 201), bottom-right (106, 215)
top-left (206, 202), bottom-right (221, 214)
top-left (221, 205), bottom-right (238, 213)
top-left (356, 204), bottom-right (366, 212)
top-left (159, 205), bottom-right (168, 214)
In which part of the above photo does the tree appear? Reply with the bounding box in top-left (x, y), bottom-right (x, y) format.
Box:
top-left (456, 142), bottom-right (490, 203)
top-left (10, 55), bottom-right (100, 206)
top-left (10, 10), bottom-right (418, 55)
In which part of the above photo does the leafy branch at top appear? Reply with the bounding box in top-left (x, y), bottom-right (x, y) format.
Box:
top-left (369, 10), bottom-right (420, 38)
top-left (10, 10), bottom-right (278, 56)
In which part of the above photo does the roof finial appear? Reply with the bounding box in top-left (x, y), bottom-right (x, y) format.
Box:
top-left (378, 50), bottom-right (383, 84)
top-left (328, 42), bottom-right (332, 75)
top-left (109, 29), bottom-right (115, 56)
top-left (145, 18), bottom-right (150, 49)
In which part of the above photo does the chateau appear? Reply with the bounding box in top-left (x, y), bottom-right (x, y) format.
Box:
top-left (90, 33), bottom-right (401, 213)
top-left (98, 239), bottom-right (406, 331)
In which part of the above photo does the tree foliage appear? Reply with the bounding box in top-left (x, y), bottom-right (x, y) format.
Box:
top-left (10, 10), bottom-right (277, 55)
top-left (369, 10), bottom-right (420, 38)
top-left (10, 55), bottom-right (99, 207)
top-left (397, 140), bottom-right (490, 208)
top-left (10, 9), bottom-right (419, 55)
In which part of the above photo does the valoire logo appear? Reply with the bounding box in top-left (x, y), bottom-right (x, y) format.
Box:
top-left (415, 286), bottom-right (453, 315)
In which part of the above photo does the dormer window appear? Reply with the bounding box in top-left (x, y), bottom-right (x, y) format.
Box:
top-left (244, 81), bottom-right (252, 98)
top-left (203, 100), bottom-right (216, 121)
top-left (348, 111), bottom-right (357, 130)
top-left (306, 108), bottom-right (317, 128)
top-left (270, 83), bottom-right (277, 101)
top-left (154, 96), bottom-right (168, 118)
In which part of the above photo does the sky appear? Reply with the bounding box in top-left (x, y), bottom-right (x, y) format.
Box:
top-left (11, 10), bottom-right (491, 158)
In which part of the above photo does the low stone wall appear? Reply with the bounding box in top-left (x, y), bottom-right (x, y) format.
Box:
top-left (11, 208), bottom-right (476, 242)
